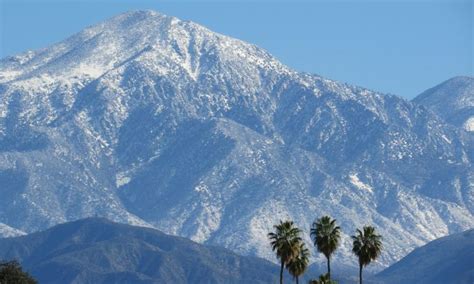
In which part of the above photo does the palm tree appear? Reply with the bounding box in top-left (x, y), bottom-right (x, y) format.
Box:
top-left (309, 273), bottom-right (337, 284)
top-left (286, 243), bottom-right (309, 284)
top-left (310, 216), bottom-right (341, 279)
top-left (268, 220), bottom-right (302, 284)
top-left (351, 226), bottom-right (383, 284)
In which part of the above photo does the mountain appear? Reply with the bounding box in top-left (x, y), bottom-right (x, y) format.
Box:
top-left (0, 10), bottom-right (472, 271)
top-left (375, 229), bottom-right (474, 284)
top-left (0, 218), bottom-right (279, 283)
top-left (413, 76), bottom-right (474, 132)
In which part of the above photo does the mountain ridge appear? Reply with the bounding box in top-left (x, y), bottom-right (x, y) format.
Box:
top-left (0, 217), bottom-right (280, 284)
top-left (375, 228), bottom-right (474, 284)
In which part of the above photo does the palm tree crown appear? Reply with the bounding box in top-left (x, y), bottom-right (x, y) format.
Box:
top-left (268, 220), bottom-right (302, 284)
top-left (310, 215), bottom-right (341, 279)
top-left (309, 273), bottom-right (337, 284)
top-left (352, 226), bottom-right (383, 284)
top-left (286, 242), bottom-right (310, 284)
top-left (351, 226), bottom-right (382, 266)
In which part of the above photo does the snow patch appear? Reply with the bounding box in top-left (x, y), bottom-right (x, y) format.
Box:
top-left (0, 223), bottom-right (26, 238)
top-left (441, 134), bottom-right (452, 144)
top-left (0, 70), bottom-right (22, 82)
top-left (349, 174), bottom-right (373, 193)
top-left (116, 173), bottom-right (131, 187)
top-left (463, 117), bottom-right (474, 132)
top-left (72, 63), bottom-right (106, 78)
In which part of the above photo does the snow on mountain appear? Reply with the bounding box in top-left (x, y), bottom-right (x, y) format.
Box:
top-left (0, 223), bottom-right (25, 238)
top-left (0, 10), bottom-right (472, 271)
top-left (413, 76), bottom-right (474, 132)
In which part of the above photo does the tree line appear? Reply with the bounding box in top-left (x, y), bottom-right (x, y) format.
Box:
top-left (268, 216), bottom-right (382, 284)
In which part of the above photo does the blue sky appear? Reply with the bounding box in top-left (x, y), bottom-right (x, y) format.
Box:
top-left (0, 0), bottom-right (472, 99)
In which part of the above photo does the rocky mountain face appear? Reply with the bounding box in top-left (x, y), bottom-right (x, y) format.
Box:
top-left (0, 10), bottom-right (472, 270)
top-left (413, 76), bottom-right (474, 132)
top-left (0, 218), bottom-right (279, 283)
top-left (375, 228), bottom-right (474, 284)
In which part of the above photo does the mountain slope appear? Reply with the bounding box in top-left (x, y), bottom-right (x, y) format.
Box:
top-left (413, 76), bottom-right (474, 132)
top-left (0, 218), bottom-right (279, 284)
top-left (375, 229), bottom-right (474, 284)
top-left (0, 10), bottom-right (472, 270)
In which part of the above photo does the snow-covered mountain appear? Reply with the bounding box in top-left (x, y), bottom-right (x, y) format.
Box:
top-left (413, 76), bottom-right (474, 132)
top-left (0, 10), bottom-right (472, 271)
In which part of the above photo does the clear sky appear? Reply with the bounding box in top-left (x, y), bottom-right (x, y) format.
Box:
top-left (0, 0), bottom-right (472, 99)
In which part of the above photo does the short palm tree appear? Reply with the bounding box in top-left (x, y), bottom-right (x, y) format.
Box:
top-left (268, 220), bottom-right (302, 284)
top-left (351, 226), bottom-right (383, 284)
top-left (310, 216), bottom-right (341, 279)
top-left (286, 243), bottom-right (309, 284)
top-left (309, 273), bottom-right (337, 284)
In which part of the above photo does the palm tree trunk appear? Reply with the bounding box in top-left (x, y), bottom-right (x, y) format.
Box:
top-left (359, 263), bottom-right (363, 284)
top-left (327, 256), bottom-right (331, 279)
top-left (296, 276), bottom-right (299, 284)
top-left (280, 260), bottom-right (284, 284)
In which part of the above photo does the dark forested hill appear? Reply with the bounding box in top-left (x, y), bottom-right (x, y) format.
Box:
top-left (375, 229), bottom-right (474, 284)
top-left (0, 218), bottom-right (278, 284)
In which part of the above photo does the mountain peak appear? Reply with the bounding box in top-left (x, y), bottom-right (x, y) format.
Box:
top-left (0, 9), bottom-right (288, 90)
top-left (120, 9), bottom-right (162, 17)
top-left (447, 75), bottom-right (474, 82)
top-left (415, 76), bottom-right (473, 102)
top-left (413, 75), bottom-right (474, 131)
top-left (96, 9), bottom-right (174, 32)
top-left (0, 9), bottom-right (176, 82)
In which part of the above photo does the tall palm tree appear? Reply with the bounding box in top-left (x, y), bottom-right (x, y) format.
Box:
top-left (310, 216), bottom-right (341, 279)
top-left (287, 243), bottom-right (309, 284)
top-left (268, 220), bottom-right (302, 284)
top-left (351, 226), bottom-right (383, 284)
